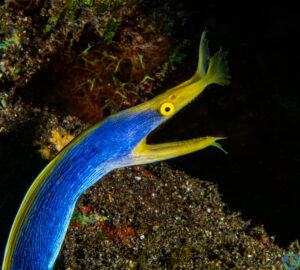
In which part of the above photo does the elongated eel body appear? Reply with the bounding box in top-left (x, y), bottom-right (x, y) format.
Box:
top-left (4, 111), bottom-right (159, 269)
top-left (2, 31), bottom-right (230, 269)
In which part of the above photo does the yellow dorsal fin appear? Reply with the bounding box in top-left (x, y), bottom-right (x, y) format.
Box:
top-left (195, 29), bottom-right (211, 79)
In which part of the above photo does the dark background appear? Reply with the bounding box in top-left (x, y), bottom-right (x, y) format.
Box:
top-left (0, 0), bottom-right (299, 263)
top-left (156, 1), bottom-right (300, 247)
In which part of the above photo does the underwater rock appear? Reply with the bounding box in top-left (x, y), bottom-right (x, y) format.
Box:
top-left (55, 163), bottom-right (295, 269)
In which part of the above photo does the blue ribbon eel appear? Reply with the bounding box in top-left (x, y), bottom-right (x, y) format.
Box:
top-left (1, 30), bottom-right (230, 269)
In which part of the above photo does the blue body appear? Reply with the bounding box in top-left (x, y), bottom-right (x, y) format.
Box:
top-left (8, 109), bottom-right (161, 269)
top-left (3, 30), bottom-right (230, 269)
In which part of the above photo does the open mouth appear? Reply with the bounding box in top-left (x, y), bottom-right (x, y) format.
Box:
top-left (130, 123), bottom-right (227, 165)
top-left (127, 29), bottom-right (230, 165)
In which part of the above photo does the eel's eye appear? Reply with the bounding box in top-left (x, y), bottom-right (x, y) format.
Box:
top-left (159, 102), bottom-right (175, 116)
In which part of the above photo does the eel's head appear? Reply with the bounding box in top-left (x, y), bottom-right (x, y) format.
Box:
top-left (121, 30), bottom-right (231, 166)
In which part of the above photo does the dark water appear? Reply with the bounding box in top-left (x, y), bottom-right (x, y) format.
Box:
top-left (154, 1), bottom-right (300, 247)
top-left (0, 124), bottom-right (47, 261)
top-left (0, 0), bottom-right (299, 265)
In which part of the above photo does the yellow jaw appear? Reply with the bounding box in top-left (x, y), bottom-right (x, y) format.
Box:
top-left (129, 30), bottom-right (230, 165)
top-left (131, 136), bottom-right (228, 164)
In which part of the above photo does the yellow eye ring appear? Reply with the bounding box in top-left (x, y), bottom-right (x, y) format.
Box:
top-left (159, 102), bottom-right (175, 116)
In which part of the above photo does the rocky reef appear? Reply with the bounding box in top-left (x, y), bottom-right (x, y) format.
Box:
top-left (1, 0), bottom-right (299, 269)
